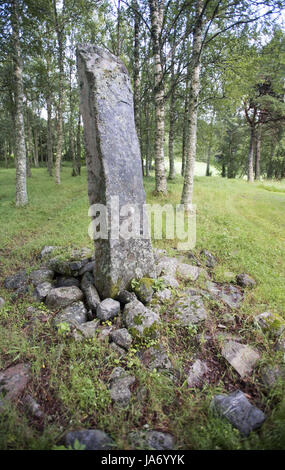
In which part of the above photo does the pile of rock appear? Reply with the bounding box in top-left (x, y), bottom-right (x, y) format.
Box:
top-left (3, 244), bottom-right (279, 444)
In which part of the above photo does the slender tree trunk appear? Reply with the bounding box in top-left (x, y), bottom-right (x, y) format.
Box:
top-left (69, 61), bottom-right (78, 177)
top-left (206, 147), bottom-right (211, 176)
top-left (117, 0), bottom-right (121, 56)
top-left (11, 0), bottom-right (28, 206)
top-left (26, 144), bottom-right (32, 177)
top-left (168, 38), bottom-right (176, 180)
top-left (53, 0), bottom-right (64, 185)
top-left (181, 0), bottom-right (203, 211)
top-left (228, 137), bottom-right (235, 178)
top-left (149, 0), bottom-right (167, 194)
top-left (47, 94), bottom-right (53, 176)
top-left (267, 142), bottom-right (274, 179)
top-left (206, 111), bottom-right (214, 176)
top-left (145, 99), bottom-right (151, 177)
top-left (255, 124), bottom-right (261, 180)
top-left (248, 125), bottom-right (255, 183)
top-left (26, 115), bottom-right (32, 177)
top-left (133, 0), bottom-right (143, 174)
top-left (33, 127), bottom-right (39, 167)
top-left (4, 143), bottom-right (8, 168)
top-left (181, 83), bottom-right (189, 177)
top-left (76, 112), bottom-right (81, 176)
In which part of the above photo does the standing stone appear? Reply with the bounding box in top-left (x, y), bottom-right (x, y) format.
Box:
top-left (77, 45), bottom-right (155, 299)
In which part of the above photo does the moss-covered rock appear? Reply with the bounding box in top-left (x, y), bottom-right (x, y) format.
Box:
top-left (131, 277), bottom-right (154, 304)
top-left (124, 299), bottom-right (159, 339)
top-left (255, 311), bottom-right (285, 337)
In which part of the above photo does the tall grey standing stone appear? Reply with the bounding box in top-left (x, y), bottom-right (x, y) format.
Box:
top-left (77, 45), bottom-right (156, 299)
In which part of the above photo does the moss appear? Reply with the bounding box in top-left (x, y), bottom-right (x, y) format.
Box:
top-left (133, 314), bottom-right (143, 326)
top-left (258, 312), bottom-right (285, 336)
top-left (109, 279), bottom-right (122, 300)
top-left (132, 278), bottom-right (154, 304)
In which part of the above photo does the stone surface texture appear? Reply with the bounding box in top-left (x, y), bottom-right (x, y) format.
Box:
top-left (0, 363), bottom-right (31, 401)
top-left (221, 340), bottom-right (260, 378)
top-left (211, 390), bottom-right (266, 436)
top-left (77, 45), bottom-right (155, 299)
top-left (65, 429), bottom-right (114, 450)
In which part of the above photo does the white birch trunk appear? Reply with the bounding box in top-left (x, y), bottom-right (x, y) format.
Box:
top-left (181, 0), bottom-right (203, 211)
top-left (149, 0), bottom-right (167, 194)
top-left (11, 0), bottom-right (28, 206)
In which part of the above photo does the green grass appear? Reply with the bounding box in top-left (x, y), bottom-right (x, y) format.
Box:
top-left (0, 166), bottom-right (285, 450)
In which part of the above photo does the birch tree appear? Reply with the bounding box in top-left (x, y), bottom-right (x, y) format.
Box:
top-left (148, 0), bottom-right (167, 194)
top-left (11, 0), bottom-right (28, 206)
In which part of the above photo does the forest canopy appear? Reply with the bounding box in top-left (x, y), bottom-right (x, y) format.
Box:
top-left (0, 0), bottom-right (285, 206)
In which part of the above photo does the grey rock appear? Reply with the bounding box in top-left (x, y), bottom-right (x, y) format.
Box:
top-left (155, 288), bottom-right (172, 302)
top-left (260, 365), bottom-right (285, 388)
top-left (153, 248), bottom-right (168, 261)
top-left (47, 258), bottom-right (89, 277)
top-left (205, 281), bottom-right (243, 309)
top-left (176, 263), bottom-right (202, 281)
top-left (29, 269), bottom-right (54, 287)
top-left (77, 45), bottom-right (156, 299)
top-left (96, 298), bottom-right (120, 321)
top-left (187, 252), bottom-right (202, 266)
top-left (109, 368), bottom-right (135, 407)
top-left (174, 295), bottom-right (207, 326)
top-left (117, 290), bottom-right (137, 305)
top-left (78, 261), bottom-right (95, 276)
top-left (187, 359), bottom-right (209, 388)
top-left (236, 273), bottom-right (256, 288)
top-left (4, 271), bottom-right (28, 292)
top-left (145, 431), bottom-right (174, 450)
top-left (221, 340), bottom-right (260, 378)
top-left (211, 390), bottom-right (266, 436)
top-left (275, 336), bottom-right (285, 352)
top-left (156, 256), bottom-right (178, 277)
top-left (55, 276), bottom-right (80, 288)
top-left (97, 325), bottom-right (115, 342)
top-left (0, 363), bottom-right (31, 401)
top-left (69, 259), bottom-right (90, 274)
top-left (65, 429), bottom-right (114, 450)
top-left (0, 297), bottom-right (5, 309)
top-left (72, 320), bottom-right (100, 341)
top-left (23, 395), bottom-right (44, 419)
top-left (111, 328), bottom-right (132, 350)
top-left (81, 272), bottom-right (101, 313)
top-left (25, 306), bottom-right (49, 323)
top-left (110, 342), bottom-right (127, 356)
top-left (40, 246), bottom-right (59, 258)
top-left (109, 367), bottom-right (126, 383)
top-left (70, 247), bottom-right (93, 260)
top-left (129, 430), bottom-right (174, 450)
top-left (33, 281), bottom-right (53, 302)
top-left (124, 300), bottom-right (159, 337)
top-left (200, 249), bottom-right (217, 268)
top-left (46, 286), bottom-right (83, 310)
top-left (134, 278), bottom-right (154, 304)
top-left (53, 301), bottom-right (88, 327)
top-left (160, 275), bottom-right (179, 289)
top-left (47, 258), bottom-right (72, 276)
top-left (145, 346), bottom-right (172, 371)
top-left (255, 311), bottom-right (285, 337)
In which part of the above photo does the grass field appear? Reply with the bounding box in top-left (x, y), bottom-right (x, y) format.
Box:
top-left (0, 166), bottom-right (285, 450)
